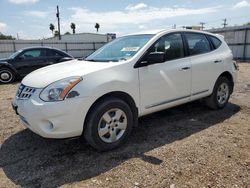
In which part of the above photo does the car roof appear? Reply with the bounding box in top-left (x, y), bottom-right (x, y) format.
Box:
top-left (126, 29), bottom-right (219, 37)
top-left (16, 46), bottom-right (73, 57)
top-left (19, 46), bottom-right (65, 52)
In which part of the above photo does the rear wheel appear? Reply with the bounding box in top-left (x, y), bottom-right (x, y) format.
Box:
top-left (205, 77), bottom-right (231, 110)
top-left (84, 97), bottom-right (133, 151)
top-left (0, 68), bottom-right (15, 84)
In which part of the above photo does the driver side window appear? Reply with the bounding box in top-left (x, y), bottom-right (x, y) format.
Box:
top-left (20, 49), bottom-right (44, 59)
top-left (149, 33), bottom-right (184, 61)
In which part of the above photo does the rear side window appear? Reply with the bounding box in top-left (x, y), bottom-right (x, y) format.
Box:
top-left (208, 35), bottom-right (222, 49)
top-left (47, 49), bottom-right (65, 57)
top-left (185, 33), bottom-right (211, 55)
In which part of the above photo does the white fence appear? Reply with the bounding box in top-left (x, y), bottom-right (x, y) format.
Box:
top-left (0, 40), bottom-right (106, 59)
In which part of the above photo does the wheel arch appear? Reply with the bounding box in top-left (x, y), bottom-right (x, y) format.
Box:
top-left (83, 91), bottom-right (139, 135)
top-left (218, 71), bottom-right (234, 93)
top-left (0, 63), bottom-right (18, 75)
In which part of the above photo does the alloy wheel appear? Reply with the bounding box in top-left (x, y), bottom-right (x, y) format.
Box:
top-left (98, 108), bottom-right (127, 143)
top-left (217, 82), bottom-right (229, 105)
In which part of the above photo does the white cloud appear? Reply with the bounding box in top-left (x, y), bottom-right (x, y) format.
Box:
top-left (125, 3), bottom-right (148, 11)
top-left (233, 0), bottom-right (250, 9)
top-left (65, 5), bottom-right (218, 34)
top-left (139, 25), bottom-right (147, 29)
top-left (8, 0), bottom-right (38, 4)
top-left (0, 22), bottom-right (7, 32)
top-left (25, 10), bottom-right (49, 18)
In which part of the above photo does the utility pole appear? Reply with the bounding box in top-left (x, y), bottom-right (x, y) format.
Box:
top-left (56, 5), bottom-right (61, 40)
top-left (200, 22), bottom-right (205, 30)
top-left (172, 24), bottom-right (176, 29)
top-left (222, 18), bottom-right (228, 28)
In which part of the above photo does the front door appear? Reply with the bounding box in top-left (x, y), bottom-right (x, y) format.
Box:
top-left (13, 49), bottom-right (47, 76)
top-left (138, 33), bottom-right (192, 115)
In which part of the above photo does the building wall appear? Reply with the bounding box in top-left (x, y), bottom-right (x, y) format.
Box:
top-left (209, 26), bottom-right (250, 61)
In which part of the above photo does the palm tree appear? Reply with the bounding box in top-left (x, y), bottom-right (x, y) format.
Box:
top-left (70, 23), bottom-right (76, 34)
top-left (49, 23), bottom-right (55, 36)
top-left (95, 23), bottom-right (100, 32)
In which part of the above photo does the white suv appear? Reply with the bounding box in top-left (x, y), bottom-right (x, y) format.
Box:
top-left (12, 29), bottom-right (238, 151)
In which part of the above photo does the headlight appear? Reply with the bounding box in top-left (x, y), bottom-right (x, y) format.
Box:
top-left (40, 77), bottom-right (82, 102)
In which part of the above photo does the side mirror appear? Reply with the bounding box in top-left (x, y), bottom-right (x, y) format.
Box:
top-left (142, 52), bottom-right (165, 65)
top-left (60, 57), bottom-right (74, 62)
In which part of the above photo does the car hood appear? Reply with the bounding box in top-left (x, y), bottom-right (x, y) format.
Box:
top-left (22, 59), bottom-right (118, 88)
top-left (0, 58), bottom-right (10, 63)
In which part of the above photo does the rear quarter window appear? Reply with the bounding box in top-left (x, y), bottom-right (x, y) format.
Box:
top-left (208, 35), bottom-right (222, 49)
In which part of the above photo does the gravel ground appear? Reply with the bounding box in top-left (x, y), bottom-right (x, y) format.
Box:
top-left (0, 63), bottom-right (249, 188)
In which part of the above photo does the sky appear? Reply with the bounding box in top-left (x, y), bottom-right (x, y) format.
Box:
top-left (0, 0), bottom-right (250, 39)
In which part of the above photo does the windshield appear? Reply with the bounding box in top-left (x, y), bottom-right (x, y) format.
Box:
top-left (9, 50), bottom-right (22, 59)
top-left (85, 34), bottom-right (153, 62)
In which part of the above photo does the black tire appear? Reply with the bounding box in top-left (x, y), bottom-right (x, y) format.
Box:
top-left (205, 76), bottom-right (231, 110)
top-left (0, 68), bottom-right (15, 84)
top-left (84, 97), bottom-right (133, 151)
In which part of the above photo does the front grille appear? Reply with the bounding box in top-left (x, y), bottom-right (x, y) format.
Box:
top-left (16, 84), bottom-right (36, 100)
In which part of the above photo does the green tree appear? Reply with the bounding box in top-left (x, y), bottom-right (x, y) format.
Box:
top-left (64, 32), bottom-right (71, 35)
top-left (70, 23), bottom-right (76, 34)
top-left (95, 23), bottom-right (100, 32)
top-left (245, 22), bottom-right (250, 26)
top-left (49, 23), bottom-right (55, 36)
top-left (0, 32), bottom-right (15, 40)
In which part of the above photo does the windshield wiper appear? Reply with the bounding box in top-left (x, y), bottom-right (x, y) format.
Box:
top-left (85, 59), bottom-right (117, 62)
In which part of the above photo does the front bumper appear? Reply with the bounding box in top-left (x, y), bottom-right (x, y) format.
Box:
top-left (12, 89), bottom-right (91, 139)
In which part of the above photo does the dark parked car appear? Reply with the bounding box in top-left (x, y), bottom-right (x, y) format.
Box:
top-left (0, 47), bottom-right (74, 83)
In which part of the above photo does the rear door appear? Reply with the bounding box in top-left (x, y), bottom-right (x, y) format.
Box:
top-left (138, 33), bottom-right (192, 114)
top-left (183, 32), bottom-right (223, 99)
top-left (13, 49), bottom-right (47, 75)
top-left (46, 49), bottom-right (65, 65)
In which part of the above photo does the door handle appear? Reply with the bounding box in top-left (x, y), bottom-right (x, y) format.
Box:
top-left (214, 60), bottom-right (222, 63)
top-left (180, 67), bottom-right (191, 71)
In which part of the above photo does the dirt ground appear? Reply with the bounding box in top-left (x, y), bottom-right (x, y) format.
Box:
top-left (0, 63), bottom-right (249, 188)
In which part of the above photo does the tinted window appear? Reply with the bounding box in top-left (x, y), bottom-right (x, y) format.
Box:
top-left (149, 33), bottom-right (184, 61)
top-left (208, 35), bottom-right (222, 49)
top-left (185, 33), bottom-right (211, 55)
top-left (20, 49), bottom-right (45, 59)
top-left (47, 49), bottom-right (64, 57)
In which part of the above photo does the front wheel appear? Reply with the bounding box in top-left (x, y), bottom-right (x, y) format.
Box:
top-left (0, 68), bottom-right (15, 84)
top-left (205, 77), bottom-right (231, 110)
top-left (84, 97), bottom-right (133, 151)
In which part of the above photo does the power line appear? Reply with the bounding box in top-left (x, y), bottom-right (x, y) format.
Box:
top-left (200, 22), bottom-right (205, 30)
